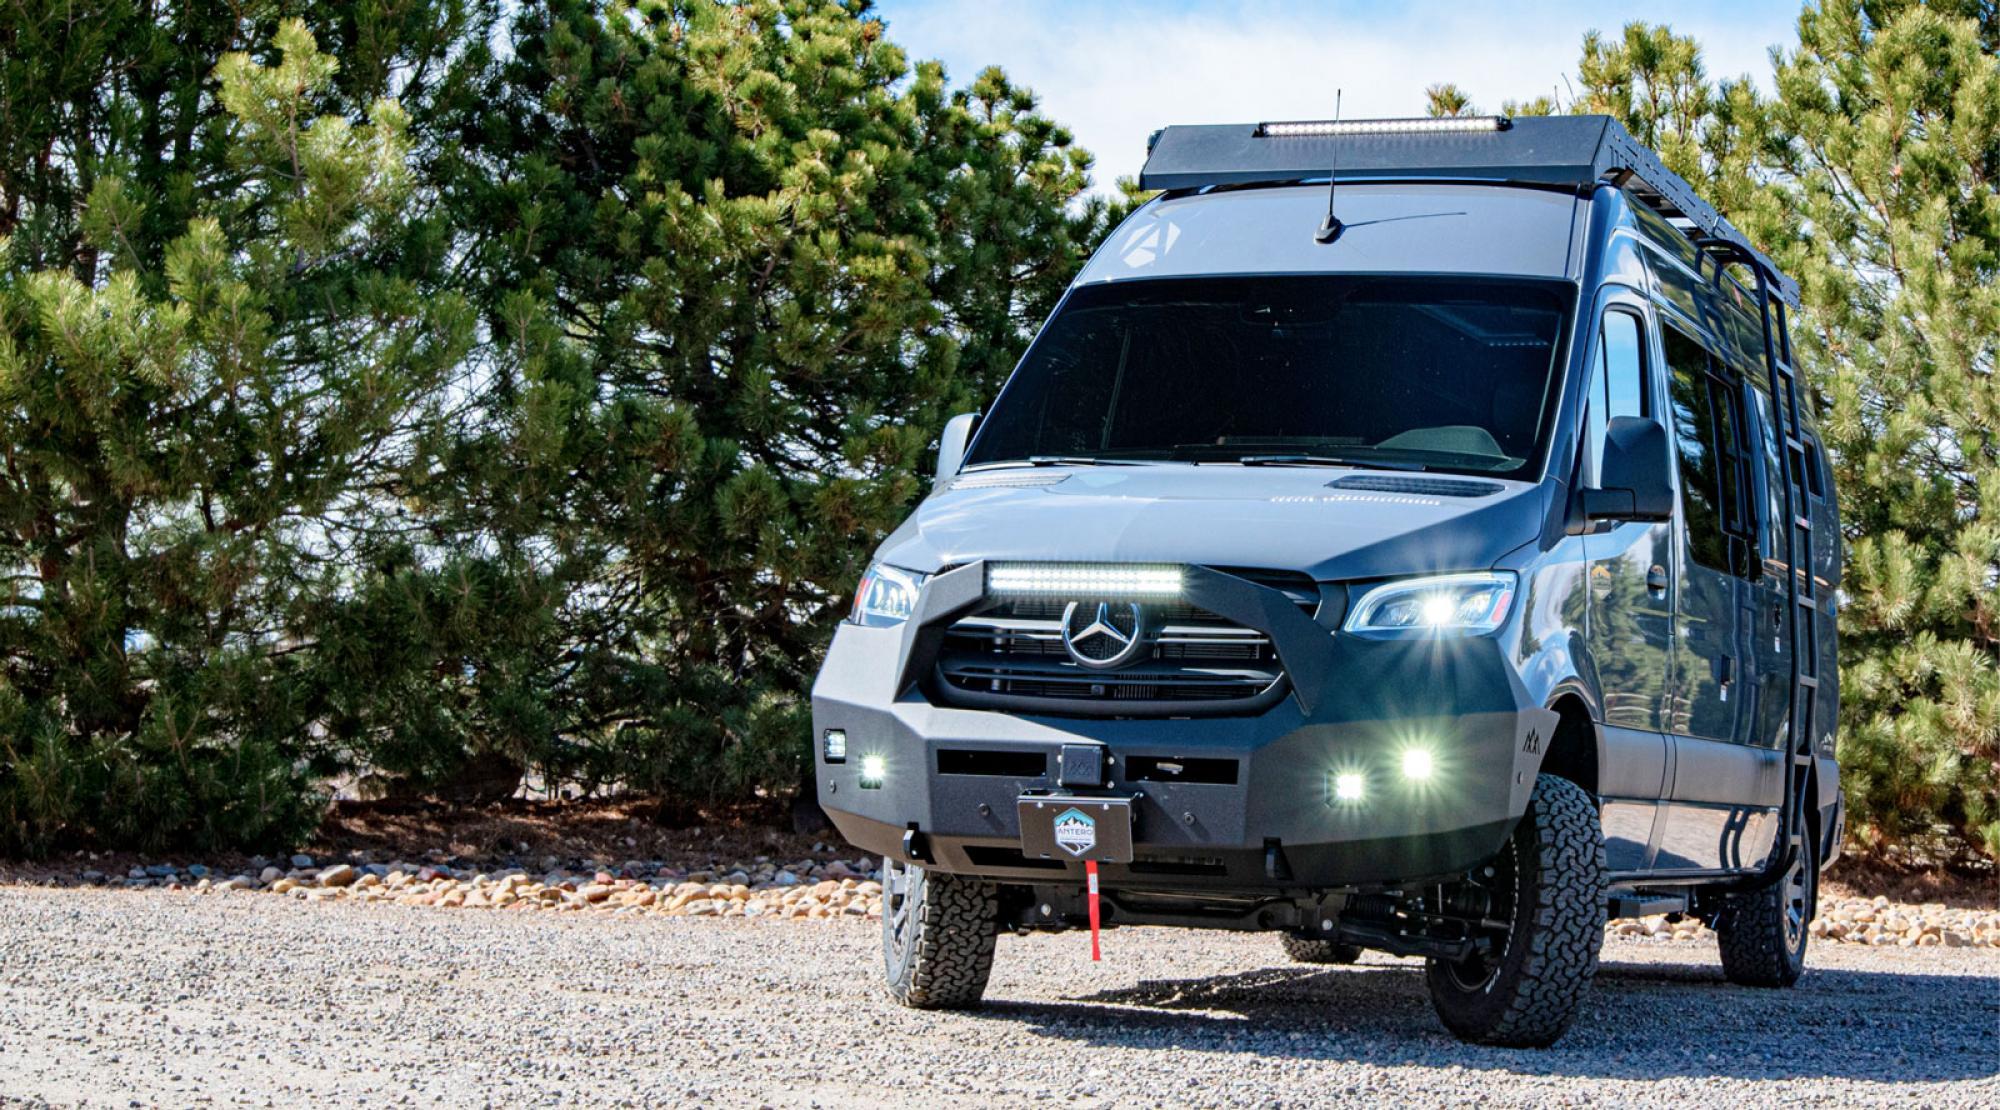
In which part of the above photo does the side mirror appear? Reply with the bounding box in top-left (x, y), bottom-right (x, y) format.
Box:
top-left (1583, 416), bottom-right (1675, 523)
top-left (935, 412), bottom-right (979, 486)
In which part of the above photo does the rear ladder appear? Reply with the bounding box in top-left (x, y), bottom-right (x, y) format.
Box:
top-left (1694, 241), bottom-right (1818, 889)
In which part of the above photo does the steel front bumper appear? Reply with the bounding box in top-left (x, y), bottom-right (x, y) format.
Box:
top-left (811, 563), bottom-right (1556, 892)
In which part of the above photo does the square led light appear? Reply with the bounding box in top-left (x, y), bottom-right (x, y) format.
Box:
top-left (1401, 749), bottom-right (1435, 781)
top-left (859, 754), bottom-right (886, 789)
top-left (822, 729), bottom-right (847, 763)
top-left (1333, 772), bottom-right (1366, 802)
top-left (986, 562), bottom-right (1183, 599)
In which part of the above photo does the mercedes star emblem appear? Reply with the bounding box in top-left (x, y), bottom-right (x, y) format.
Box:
top-left (1060, 601), bottom-right (1149, 670)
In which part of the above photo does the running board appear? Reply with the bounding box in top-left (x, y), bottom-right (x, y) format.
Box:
top-left (1606, 890), bottom-right (1689, 919)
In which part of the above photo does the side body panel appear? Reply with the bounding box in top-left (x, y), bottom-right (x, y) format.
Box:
top-left (1625, 199), bottom-right (1838, 876)
top-left (1570, 187), bottom-right (1841, 881)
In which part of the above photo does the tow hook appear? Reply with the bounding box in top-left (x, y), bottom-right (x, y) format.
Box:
top-left (901, 824), bottom-right (932, 864)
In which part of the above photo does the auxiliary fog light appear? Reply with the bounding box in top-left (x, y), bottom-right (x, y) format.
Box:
top-left (1401, 748), bottom-right (1435, 782)
top-left (859, 755), bottom-right (887, 789)
top-left (822, 729), bottom-right (848, 763)
top-left (1333, 772), bottom-right (1367, 803)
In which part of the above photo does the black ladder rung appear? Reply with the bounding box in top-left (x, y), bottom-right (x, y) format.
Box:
top-left (1794, 516), bottom-right (1813, 531)
top-left (1796, 674), bottom-right (1820, 689)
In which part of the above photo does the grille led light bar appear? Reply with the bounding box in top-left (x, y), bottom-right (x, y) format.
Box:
top-left (985, 562), bottom-right (1184, 599)
top-left (1257, 116), bottom-right (1511, 138)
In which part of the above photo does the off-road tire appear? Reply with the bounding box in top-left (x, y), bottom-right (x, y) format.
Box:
top-left (881, 857), bottom-right (999, 1009)
top-left (1425, 774), bottom-right (1605, 1047)
top-left (1715, 829), bottom-right (1815, 987)
top-left (1281, 935), bottom-right (1363, 964)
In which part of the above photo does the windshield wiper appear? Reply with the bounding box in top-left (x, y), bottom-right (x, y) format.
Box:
top-left (1237, 453), bottom-right (1426, 471)
top-left (1026, 455), bottom-right (1150, 467)
top-left (964, 455), bottom-right (1151, 471)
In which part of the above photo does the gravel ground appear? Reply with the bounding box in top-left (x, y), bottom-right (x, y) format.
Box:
top-left (30, 852), bottom-right (1999, 949)
top-left (2, 886), bottom-right (1994, 1107)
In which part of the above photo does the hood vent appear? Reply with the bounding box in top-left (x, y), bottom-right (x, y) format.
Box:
top-left (1326, 475), bottom-right (1505, 498)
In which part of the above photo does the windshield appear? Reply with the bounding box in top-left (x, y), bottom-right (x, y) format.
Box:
top-left (964, 276), bottom-right (1572, 477)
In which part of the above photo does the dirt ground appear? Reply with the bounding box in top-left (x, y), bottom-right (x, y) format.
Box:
top-left (2, 885), bottom-right (1994, 1107)
top-left (4, 796), bottom-right (1992, 908)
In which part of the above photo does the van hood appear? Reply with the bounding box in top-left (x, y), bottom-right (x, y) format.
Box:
top-left (875, 465), bottom-right (1549, 582)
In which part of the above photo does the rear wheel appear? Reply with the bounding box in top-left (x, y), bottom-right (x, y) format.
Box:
top-left (1715, 829), bottom-right (1816, 987)
top-left (881, 857), bottom-right (999, 1009)
top-left (1281, 934), bottom-right (1363, 965)
top-left (1424, 774), bottom-right (1605, 1047)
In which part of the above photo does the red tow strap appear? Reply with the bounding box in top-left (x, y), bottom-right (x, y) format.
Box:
top-left (1085, 859), bottom-right (1102, 961)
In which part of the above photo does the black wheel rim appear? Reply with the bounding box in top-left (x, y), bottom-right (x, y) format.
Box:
top-left (1782, 850), bottom-right (1810, 953)
top-left (1446, 836), bottom-right (1522, 993)
top-left (884, 858), bottom-right (921, 967)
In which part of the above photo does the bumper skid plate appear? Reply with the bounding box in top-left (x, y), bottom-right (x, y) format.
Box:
top-left (1019, 796), bottom-right (1134, 863)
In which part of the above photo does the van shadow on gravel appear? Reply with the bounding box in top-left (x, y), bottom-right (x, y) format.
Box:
top-left (971, 959), bottom-right (1998, 1083)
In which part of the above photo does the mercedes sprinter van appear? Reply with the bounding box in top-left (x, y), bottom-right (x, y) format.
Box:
top-left (812, 114), bottom-right (1842, 1046)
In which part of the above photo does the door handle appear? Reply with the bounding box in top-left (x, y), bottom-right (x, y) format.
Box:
top-left (1646, 565), bottom-right (1669, 593)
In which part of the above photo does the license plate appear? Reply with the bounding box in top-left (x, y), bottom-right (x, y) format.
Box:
top-left (1018, 796), bottom-right (1134, 863)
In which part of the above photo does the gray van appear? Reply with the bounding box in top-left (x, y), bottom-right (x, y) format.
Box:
top-left (811, 115), bottom-right (1842, 1046)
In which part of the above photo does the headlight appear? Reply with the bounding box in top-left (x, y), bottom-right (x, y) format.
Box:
top-left (1343, 571), bottom-right (1517, 635)
top-left (849, 563), bottom-right (924, 627)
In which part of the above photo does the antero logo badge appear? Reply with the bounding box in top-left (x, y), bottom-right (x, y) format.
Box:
top-left (1052, 807), bottom-right (1098, 857)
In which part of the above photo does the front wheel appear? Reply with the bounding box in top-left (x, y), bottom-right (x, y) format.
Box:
top-left (1424, 774), bottom-right (1606, 1047)
top-left (1715, 828), bottom-right (1816, 987)
top-left (881, 857), bottom-right (999, 1009)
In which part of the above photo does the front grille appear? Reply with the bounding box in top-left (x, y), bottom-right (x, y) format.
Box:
top-left (932, 569), bottom-right (1316, 716)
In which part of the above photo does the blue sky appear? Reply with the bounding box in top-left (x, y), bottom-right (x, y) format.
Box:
top-left (872, 0), bottom-right (1803, 193)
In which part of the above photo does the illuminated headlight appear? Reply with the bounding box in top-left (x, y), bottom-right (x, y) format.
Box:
top-left (849, 564), bottom-right (924, 627)
top-left (986, 562), bottom-right (1183, 598)
top-left (1343, 572), bottom-right (1517, 635)
top-left (859, 755), bottom-right (886, 788)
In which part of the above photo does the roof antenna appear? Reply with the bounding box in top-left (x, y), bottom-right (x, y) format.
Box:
top-left (1315, 89), bottom-right (1344, 244)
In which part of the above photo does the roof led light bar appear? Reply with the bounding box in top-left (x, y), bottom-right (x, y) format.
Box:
top-left (1256, 116), bottom-right (1511, 138)
top-left (986, 562), bottom-right (1184, 599)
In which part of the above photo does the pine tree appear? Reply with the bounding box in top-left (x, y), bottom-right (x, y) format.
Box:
top-left (0, 11), bottom-right (474, 852)
top-left (1468, 4), bottom-right (1998, 861)
top-left (379, 0), bottom-right (1104, 812)
top-left (1753, 0), bottom-right (1999, 860)
top-left (1425, 83), bottom-right (1479, 118)
top-left (0, 1), bottom-right (1107, 846)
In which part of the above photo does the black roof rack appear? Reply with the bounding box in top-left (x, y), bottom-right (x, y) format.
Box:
top-left (1139, 114), bottom-right (1797, 306)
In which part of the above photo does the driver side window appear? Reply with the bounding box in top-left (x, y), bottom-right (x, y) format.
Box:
top-left (1585, 308), bottom-right (1649, 484)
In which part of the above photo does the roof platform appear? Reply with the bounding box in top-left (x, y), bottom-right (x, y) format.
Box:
top-left (1139, 115), bottom-right (1797, 306)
